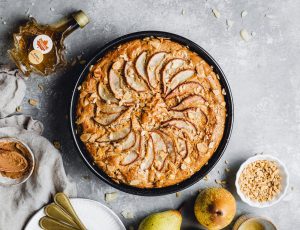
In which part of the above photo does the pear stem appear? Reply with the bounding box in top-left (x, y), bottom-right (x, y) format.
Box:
top-left (177, 202), bottom-right (185, 214)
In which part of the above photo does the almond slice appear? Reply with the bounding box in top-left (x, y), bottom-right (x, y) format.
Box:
top-left (166, 81), bottom-right (203, 99)
top-left (162, 58), bottom-right (185, 93)
top-left (135, 51), bottom-right (148, 82)
top-left (146, 52), bottom-right (167, 89)
top-left (124, 62), bottom-right (149, 92)
top-left (171, 95), bottom-right (206, 111)
top-left (167, 69), bottom-right (195, 94)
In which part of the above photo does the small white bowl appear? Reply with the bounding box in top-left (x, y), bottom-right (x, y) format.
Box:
top-left (0, 137), bottom-right (35, 186)
top-left (235, 154), bottom-right (289, 208)
top-left (233, 214), bottom-right (277, 230)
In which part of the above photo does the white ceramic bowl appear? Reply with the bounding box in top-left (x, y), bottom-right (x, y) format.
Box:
top-left (0, 137), bottom-right (35, 186)
top-left (235, 154), bottom-right (289, 208)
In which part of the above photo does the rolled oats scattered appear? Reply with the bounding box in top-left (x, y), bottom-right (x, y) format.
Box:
top-left (238, 160), bottom-right (282, 202)
top-left (16, 106), bottom-right (22, 112)
top-left (53, 141), bottom-right (61, 150)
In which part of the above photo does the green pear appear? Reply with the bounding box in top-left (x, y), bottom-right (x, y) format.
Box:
top-left (138, 210), bottom-right (182, 230)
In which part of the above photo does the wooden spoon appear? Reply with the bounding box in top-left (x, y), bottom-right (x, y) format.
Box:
top-left (54, 193), bottom-right (87, 230)
top-left (0, 150), bottom-right (28, 173)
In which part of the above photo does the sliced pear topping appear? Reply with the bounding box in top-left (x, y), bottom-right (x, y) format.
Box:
top-left (97, 123), bottom-right (131, 142)
top-left (171, 95), bottom-right (206, 111)
top-left (121, 151), bottom-right (138, 166)
top-left (167, 69), bottom-right (195, 94)
top-left (135, 51), bottom-right (148, 82)
top-left (150, 132), bottom-right (168, 170)
top-left (139, 133), bottom-right (147, 158)
top-left (94, 112), bottom-right (122, 126)
top-left (98, 83), bottom-right (118, 103)
top-left (162, 58), bottom-right (185, 93)
top-left (176, 138), bottom-right (188, 159)
top-left (140, 137), bottom-right (154, 170)
top-left (166, 81), bottom-right (204, 99)
top-left (150, 131), bottom-right (167, 153)
top-left (157, 130), bottom-right (176, 163)
top-left (95, 100), bottom-right (126, 114)
top-left (116, 131), bottom-right (136, 151)
top-left (124, 62), bottom-right (149, 92)
top-left (161, 118), bottom-right (197, 140)
top-left (147, 52), bottom-right (167, 89)
top-left (108, 68), bottom-right (125, 99)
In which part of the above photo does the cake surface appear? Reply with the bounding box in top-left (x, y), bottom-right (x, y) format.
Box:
top-left (76, 37), bottom-right (226, 188)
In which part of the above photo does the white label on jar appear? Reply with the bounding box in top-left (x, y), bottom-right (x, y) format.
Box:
top-left (33, 34), bottom-right (53, 54)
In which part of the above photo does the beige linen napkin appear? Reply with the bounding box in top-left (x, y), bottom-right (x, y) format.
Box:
top-left (0, 115), bottom-right (76, 230)
top-left (0, 67), bottom-right (26, 118)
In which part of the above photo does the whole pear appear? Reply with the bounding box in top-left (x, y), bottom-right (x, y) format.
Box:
top-left (138, 210), bottom-right (182, 230)
top-left (194, 187), bottom-right (236, 230)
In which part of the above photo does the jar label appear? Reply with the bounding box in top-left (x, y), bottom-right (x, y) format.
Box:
top-left (28, 50), bottom-right (44, 65)
top-left (33, 34), bottom-right (53, 54)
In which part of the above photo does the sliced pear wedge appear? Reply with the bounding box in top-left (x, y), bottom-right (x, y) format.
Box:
top-left (97, 122), bottom-right (131, 142)
top-left (116, 131), bottom-right (136, 151)
top-left (140, 137), bottom-right (154, 170)
top-left (139, 134), bottom-right (147, 159)
top-left (39, 216), bottom-right (79, 230)
top-left (108, 68), bottom-right (126, 99)
top-left (147, 52), bottom-right (167, 89)
top-left (54, 193), bottom-right (87, 230)
top-left (171, 95), bottom-right (206, 111)
top-left (120, 132), bottom-right (140, 165)
top-left (95, 100), bottom-right (126, 114)
top-left (121, 151), bottom-right (138, 166)
top-left (97, 83), bottom-right (118, 103)
top-left (167, 69), bottom-right (195, 94)
top-left (150, 131), bottom-right (169, 171)
top-left (94, 112), bottom-right (122, 126)
top-left (135, 51), bottom-right (148, 82)
top-left (124, 62), bottom-right (149, 92)
top-left (161, 118), bottom-right (197, 140)
top-left (158, 130), bottom-right (176, 163)
top-left (162, 59), bottom-right (185, 93)
top-left (176, 137), bottom-right (188, 159)
top-left (44, 204), bottom-right (78, 228)
top-left (165, 82), bottom-right (204, 100)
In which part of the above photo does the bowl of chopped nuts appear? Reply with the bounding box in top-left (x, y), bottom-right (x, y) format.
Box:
top-left (235, 155), bottom-right (289, 208)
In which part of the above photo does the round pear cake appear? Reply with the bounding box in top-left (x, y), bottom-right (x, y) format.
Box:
top-left (76, 37), bottom-right (226, 188)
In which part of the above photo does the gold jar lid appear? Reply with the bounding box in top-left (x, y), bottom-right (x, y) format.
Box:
top-left (72, 10), bottom-right (89, 28)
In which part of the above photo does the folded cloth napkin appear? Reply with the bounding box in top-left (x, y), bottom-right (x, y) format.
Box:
top-left (0, 66), bottom-right (26, 118)
top-left (0, 115), bottom-right (76, 230)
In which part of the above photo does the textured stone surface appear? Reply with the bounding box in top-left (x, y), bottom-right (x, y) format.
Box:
top-left (1, 0), bottom-right (299, 229)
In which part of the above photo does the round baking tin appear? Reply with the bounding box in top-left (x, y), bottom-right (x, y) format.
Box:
top-left (70, 31), bottom-right (234, 196)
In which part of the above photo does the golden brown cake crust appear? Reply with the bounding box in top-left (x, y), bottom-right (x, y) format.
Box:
top-left (76, 37), bottom-right (226, 188)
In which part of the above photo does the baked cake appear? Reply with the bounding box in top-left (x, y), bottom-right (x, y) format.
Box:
top-left (76, 37), bottom-right (226, 188)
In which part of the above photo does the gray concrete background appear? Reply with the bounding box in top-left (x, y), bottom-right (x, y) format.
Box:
top-left (1, 0), bottom-right (300, 229)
